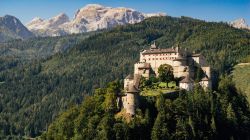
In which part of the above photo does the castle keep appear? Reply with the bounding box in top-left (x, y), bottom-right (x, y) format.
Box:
top-left (119, 43), bottom-right (211, 116)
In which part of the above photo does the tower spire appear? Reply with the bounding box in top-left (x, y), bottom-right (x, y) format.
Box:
top-left (150, 41), bottom-right (157, 49)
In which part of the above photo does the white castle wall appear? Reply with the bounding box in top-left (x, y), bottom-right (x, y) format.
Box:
top-left (201, 67), bottom-right (211, 78)
top-left (134, 62), bottom-right (147, 74)
top-left (199, 80), bottom-right (211, 89)
top-left (125, 93), bottom-right (135, 115)
top-left (175, 66), bottom-right (189, 77)
top-left (124, 78), bottom-right (134, 89)
top-left (139, 52), bottom-right (185, 77)
top-left (134, 63), bottom-right (150, 78)
top-left (180, 82), bottom-right (194, 91)
top-left (192, 55), bottom-right (206, 66)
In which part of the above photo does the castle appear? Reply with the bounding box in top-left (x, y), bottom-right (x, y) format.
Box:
top-left (118, 43), bottom-right (211, 116)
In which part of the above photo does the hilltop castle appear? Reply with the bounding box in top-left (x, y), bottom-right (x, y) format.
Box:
top-left (118, 43), bottom-right (211, 116)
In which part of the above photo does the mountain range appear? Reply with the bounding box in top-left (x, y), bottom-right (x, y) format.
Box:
top-left (0, 4), bottom-right (249, 42)
top-left (26, 4), bottom-right (166, 36)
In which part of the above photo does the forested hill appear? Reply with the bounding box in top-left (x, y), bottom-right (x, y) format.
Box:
top-left (0, 32), bottom-right (95, 74)
top-left (41, 78), bottom-right (250, 140)
top-left (0, 16), bottom-right (250, 139)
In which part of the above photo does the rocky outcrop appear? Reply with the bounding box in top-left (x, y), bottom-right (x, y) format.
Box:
top-left (27, 13), bottom-right (69, 36)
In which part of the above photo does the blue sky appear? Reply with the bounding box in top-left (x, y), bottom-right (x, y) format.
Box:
top-left (0, 0), bottom-right (249, 24)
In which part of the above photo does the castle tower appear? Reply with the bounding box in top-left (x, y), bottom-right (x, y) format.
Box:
top-left (134, 62), bottom-right (151, 79)
top-left (124, 83), bottom-right (140, 116)
top-left (124, 74), bottom-right (134, 89)
top-left (173, 56), bottom-right (188, 77)
top-left (199, 76), bottom-right (211, 89)
top-left (201, 66), bottom-right (211, 78)
top-left (179, 75), bottom-right (194, 91)
top-left (150, 41), bottom-right (158, 50)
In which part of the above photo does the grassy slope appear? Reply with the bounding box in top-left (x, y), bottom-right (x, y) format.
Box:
top-left (232, 63), bottom-right (250, 103)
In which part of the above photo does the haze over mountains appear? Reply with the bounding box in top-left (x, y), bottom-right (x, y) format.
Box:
top-left (26, 4), bottom-right (166, 36)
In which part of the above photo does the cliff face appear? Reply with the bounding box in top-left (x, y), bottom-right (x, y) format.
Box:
top-left (26, 4), bottom-right (166, 36)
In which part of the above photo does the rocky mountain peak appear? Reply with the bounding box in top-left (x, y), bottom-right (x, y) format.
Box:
top-left (230, 18), bottom-right (249, 30)
top-left (27, 17), bottom-right (43, 26)
top-left (0, 15), bottom-right (34, 42)
top-left (53, 13), bottom-right (69, 21)
top-left (1, 15), bottom-right (20, 25)
top-left (31, 17), bottom-right (43, 22)
top-left (1, 15), bottom-right (25, 28)
top-left (83, 4), bottom-right (105, 9)
top-left (26, 4), bottom-right (166, 36)
top-left (73, 4), bottom-right (108, 22)
top-left (49, 13), bottom-right (69, 24)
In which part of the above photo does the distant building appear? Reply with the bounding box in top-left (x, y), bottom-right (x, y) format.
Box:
top-left (179, 75), bottom-right (194, 91)
top-left (120, 42), bottom-right (212, 116)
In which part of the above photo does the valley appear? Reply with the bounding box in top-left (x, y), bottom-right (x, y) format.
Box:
top-left (0, 15), bottom-right (250, 139)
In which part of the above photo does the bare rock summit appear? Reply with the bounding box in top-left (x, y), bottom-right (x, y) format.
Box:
top-left (26, 4), bottom-right (166, 36)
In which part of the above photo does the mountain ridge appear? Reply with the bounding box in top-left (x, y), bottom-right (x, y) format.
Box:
top-left (0, 15), bottom-right (34, 42)
top-left (26, 4), bottom-right (166, 36)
